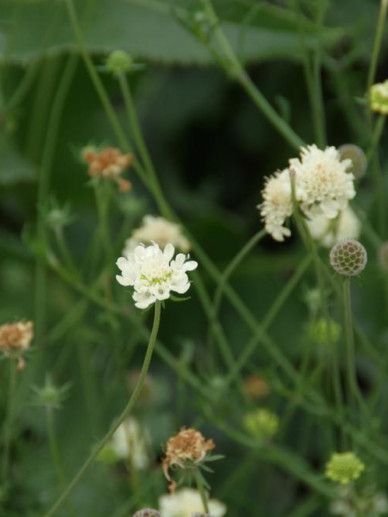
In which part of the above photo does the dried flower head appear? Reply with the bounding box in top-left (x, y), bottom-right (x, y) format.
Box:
top-left (158, 488), bottom-right (226, 517)
top-left (290, 145), bottom-right (355, 220)
top-left (338, 144), bottom-right (367, 180)
top-left (370, 80), bottom-right (388, 115)
top-left (243, 375), bottom-right (270, 399)
top-left (116, 243), bottom-right (198, 309)
top-left (330, 239), bottom-right (367, 276)
top-left (162, 428), bottom-right (215, 488)
top-left (378, 242), bottom-right (388, 272)
top-left (307, 206), bottom-right (361, 248)
top-left (258, 169), bottom-right (293, 241)
top-left (82, 145), bottom-right (133, 190)
top-left (124, 216), bottom-right (191, 255)
top-left (0, 321), bottom-right (33, 369)
top-left (244, 408), bottom-right (279, 441)
top-left (325, 452), bottom-right (365, 485)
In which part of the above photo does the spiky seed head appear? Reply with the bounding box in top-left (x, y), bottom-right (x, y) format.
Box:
top-left (329, 239), bottom-right (367, 276)
top-left (338, 144), bottom-right (367, 179)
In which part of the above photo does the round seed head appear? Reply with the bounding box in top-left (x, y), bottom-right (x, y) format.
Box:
top-left (330, 239), bottom-right (367, 276)
top-left (378, 242), bottom-right (388, 272)
top-left (338, 144), bottom-right (367, 180)
top-left (106, 50), bottom-right (133, 75)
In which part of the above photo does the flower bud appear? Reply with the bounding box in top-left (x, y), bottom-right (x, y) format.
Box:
top-left (329, 239), bottom-right (367, 276)
top-left (244, 408), bottom-right (279, 441)
top-left (325, 452), bottom-right (365, 484)
top-left (106, 50), bottom-right (133, 75)
top-left (338, 144), bottom-right (367, 179)
top-left (370, 80), bottom-right (388, 115)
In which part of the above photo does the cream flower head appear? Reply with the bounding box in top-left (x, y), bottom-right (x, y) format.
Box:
top-left (158, 488), bottom-right (226, 517)
top-left (289, 145), bottom-right (355, 219)
top-left (124, 216), bottom-right (190, 255)
top-left (110, 417), bottom-right (150, 470)
top-left (306, 205), bottom-right (361, 248)
top-left (116, 243), bottom-right (198, 309)
top-left (370, 80), bottom-right (388, 115)
top-left (258, 169), bottom-right (293, 242)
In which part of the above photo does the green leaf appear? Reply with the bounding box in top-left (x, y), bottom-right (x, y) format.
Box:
top-left (0, 0), bottom-right (345, 66)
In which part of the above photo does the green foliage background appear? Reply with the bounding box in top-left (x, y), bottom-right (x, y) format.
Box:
top-left (0, 0), bottom-right (387, 515)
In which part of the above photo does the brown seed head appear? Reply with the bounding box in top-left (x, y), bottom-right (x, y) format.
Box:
top-left (243, 375), bottom-right (270, 399)
top-left (82, 146), bottom-right (133, 180)
top-left (329, 239), bottom-right (367, 276)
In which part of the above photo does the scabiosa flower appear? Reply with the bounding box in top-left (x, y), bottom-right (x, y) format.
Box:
top-left (162, 428), bottom-right (215, 488)
top-left (81, 145), bottom-right (133, 192)
top-left (244, 408), bottom-right (279, 441)
top-left (330, 239), bottom-right (367, 276)
top-left (98, 417), bottom-right (150, 469)
top-left (325, 452), bottom-right (365, 485)
top-left (306, 206), bottom-right (361, 248)
top-left (158, 488), bottom-right (226, 517)
top-left (289, 145), bottom-right (355, 220)
top-left (258, 169), bottom-right (293, 241)
top-left (0, 321), bottom-right (33, 370)
top-left (116, 243), bottom-right (198, 309)
top-left (330, 486), bottom-right (388, 516)
top-left (124, 216), bottom-right (191, 255)
top-left (370, 80), bottom-right (388, 115)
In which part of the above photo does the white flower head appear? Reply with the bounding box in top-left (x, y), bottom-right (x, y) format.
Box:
top-left (258, 169), bottom-right (293, 241)
top-left (307, 205), bottom-right (361, 248)
top-left (124, 216), bottom-right (191, 255)
top-left (159, 488), bottom-right (226, 517)
top-left (116, 243), bottom-right (198, 309)
top-left (290, 145), bottom-right (355, 219)
top-left (111, 417), bottom-right (150, 470)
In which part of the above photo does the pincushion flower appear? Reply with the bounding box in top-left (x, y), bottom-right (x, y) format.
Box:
top-left (325, 452), bottom-right (365, 485)
top-left (306, 206), bottom-right (361, 248)
top-left (370, 80), bottom-right (388, 115)
top-left (116, 243), bottom-right (198, 309)
top-left (124, 216), bottom-right (191, 255)
top-left (158, 488), bottom-right (226, 517)
top-left (258, 169), bottom-right (293, 241)
top-left (289, 145), bottom-right (355, 219)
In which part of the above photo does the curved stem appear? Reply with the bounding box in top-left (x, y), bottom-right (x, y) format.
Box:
top-left (367, 0), bottom-right (388, 95)
top-left (46, 407), bottom-right (66, 487)
top-left (210, 229), bottom-right (265, 333)
top-left (44, 302), bottom-right (162, 517)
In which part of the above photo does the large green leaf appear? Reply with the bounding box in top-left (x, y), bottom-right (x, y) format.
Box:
top-left (0, 0), bottom-right (344, 65)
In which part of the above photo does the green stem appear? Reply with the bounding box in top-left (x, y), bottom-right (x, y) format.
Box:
top-left (200, 0), bottom-right (304, 150)
top-left (366, 0), bottom-right (388, 95)
top-left (210, 229), bottom-right (265, 335)
top-left (117, 72), bottom-right (173, 218)
top-left (2, 359), bottom-right (17, 482)
top-left (342, 278), bottom-right (365, 417)
top-left (43, 302), bottom-right (162, 517)
top-left (194, 469), bottom-right (210, 514)
top-left (46, 407), bottom-right (66, 487)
